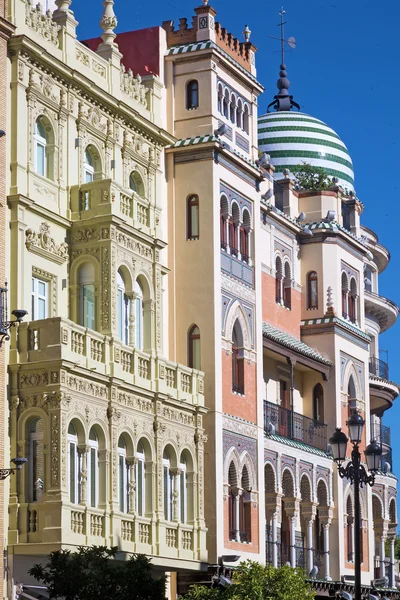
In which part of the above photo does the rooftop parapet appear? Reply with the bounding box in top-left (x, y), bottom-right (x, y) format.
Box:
top-left (162, 3), bottom-right (257, 75)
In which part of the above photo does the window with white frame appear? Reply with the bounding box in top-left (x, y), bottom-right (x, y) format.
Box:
top-left (180, 454), bottom-right (187, 524)
top-left (68, 422), bottom-right (80, 504)
top-left (134, 279), bottom-right (144, 350)
top-left (29, 418), bottom-right (44, 502)
top-left (79, 264), bottom-right (95, 330)
top-left (32, 277), bottom-right (48, 320)
top-left (84, 148), bottom-right (95, 183)
top-left (88, 428), bottom-right (98, 508)
top-left (136, 441), bottom-right (145, 516)
top-left (163, 450), bottom-right (174, 521)
top-left (117, 271), bottom-right (130, 345)
top-left (34, 119), bottom-right (47, 177)
top-left (118, 436), bottom-right (129, 513)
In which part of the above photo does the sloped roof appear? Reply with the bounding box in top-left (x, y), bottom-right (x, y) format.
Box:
top-left (262, 322), bottom-right (332, 366)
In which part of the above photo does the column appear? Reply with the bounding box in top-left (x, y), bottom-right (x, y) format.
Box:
top-left (389, 535), bottom-right (396, 587)
top-left (307, 519), bottom-right (314, 574)
top-left (126, 292), bottom-right (135, 346)
top-left (78, 446), bottom-right (89, 505)
top-left (323, 523), bottom-right (331, 580)
top-left (127, 459), bottom-right (136, 514)
top-left (289, 516), bottom-right (296, 567)
top-left (380, 534), bottom-right (386, 581)
top-left (235, 488), bottom-right (243, 542)
top-left (172, 468), bottom-right (182, 522)
top-left (272, 512), bottom-right (278, 568)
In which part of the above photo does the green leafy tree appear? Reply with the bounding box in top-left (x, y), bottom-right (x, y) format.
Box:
top-left (182, 561), bottom-right (315, 600)
top-left (292, 162), bottom-right (333, 192)
top-left (28, 546), bottom-right (166, 600)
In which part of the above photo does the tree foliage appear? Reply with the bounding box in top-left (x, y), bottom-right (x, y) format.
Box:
top-left (292, 162), bottom-right (333, 192)
top-left (182, 561), bottom-right (315, 600)
top-left (28, 546), bottom-right (166, 600)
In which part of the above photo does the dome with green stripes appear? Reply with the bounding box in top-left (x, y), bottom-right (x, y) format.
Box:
top-left (258, 111), bottom-right (354, 191)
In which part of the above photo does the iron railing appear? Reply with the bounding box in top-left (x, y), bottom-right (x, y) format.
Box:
top-left (264, 400), bottom-right (328, 451)
top-left (265, 540), bottom-right (326, 572)
top-left (370, 419), bottom-right (393, 470)
top-left (369, 356), bottom-right (389, 380)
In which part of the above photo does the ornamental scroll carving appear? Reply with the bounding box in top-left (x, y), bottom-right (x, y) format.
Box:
top-left (25, 1), bottom-right (61, 47)
top-left (120, 65), bottom-right (148, 107)
top-left (25, 222), bottom-right (68, 264)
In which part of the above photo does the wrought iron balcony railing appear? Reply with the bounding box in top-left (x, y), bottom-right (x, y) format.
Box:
top-left (264, 400), bottom-right (327, 452)
top-left (369, 356), bottom-right (389, 380)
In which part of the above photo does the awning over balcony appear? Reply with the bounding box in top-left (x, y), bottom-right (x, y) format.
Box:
top-left (262, 322), bottom-right (332, 380)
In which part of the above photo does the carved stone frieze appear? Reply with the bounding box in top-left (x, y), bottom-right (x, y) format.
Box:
top-left (20, 371), bottom-right (49, 389)
top-left (162, 406), bottom-right (195, 427)
top-left (72, 228), bottom-right (101, 243)
top-left (221, 273), bottom-right (256, 303)
top-left (25, 2), bottom-right (60, 47)
top-left (223, 414), bottom-right (257, 439)
top-left (25, 222), bottom-right (68, 264)
top-left (117, 392), bottom-right (154, 413)
top-left (61, 373), bottom-right (107, 399)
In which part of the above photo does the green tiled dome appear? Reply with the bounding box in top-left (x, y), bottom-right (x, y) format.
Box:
top-left (258, 111), bottom-right (354, 191)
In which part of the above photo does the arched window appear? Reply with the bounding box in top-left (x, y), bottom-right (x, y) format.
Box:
top-left (275, 256), bottom-right (283, 304)
top-left (341, 272), bottom-right (349, 319)
top-left (34, 118), bottom-right (47, 177)
top-left (84, 147), bottom-right (95, 183)
top-left (228, 461), bottom-right (237, 540)
top-left (88, 428), bottom-right (98, 508)
top-left (283, 262), bottom-right (291, 309)
top-left (220, 195), bottom-right (229, 250)
top-left (307, 271), bottom-right (318, 309)
top-left (232, 320), bottom-right (244, 395)
top-left (188, 325), bottom-right (201, 370)
top-left (243, 104), bottom-right (250, 134)
top-left (347, 495), bottom-right (354, 562)
top-left (180, 454), bottom-right (187, 523)
top-left (186, 80), bottom-right (199, 109)
top-left (134, 279), bottom-right (144, 350)
top-left (348, 376), bottom-right (357, 417)
top-left (163, 450), bottom-right (174, 521)
top-left (239, 465), bottom-right (251, 542)
top-left (349, 277), bottom-right (358, 324)
top-left (237, 99), bottom-right (243, 129)
top-left (223, 89), bottom-right (230, 118)
top-left (136, 441), bottom-right (145, 516)
top-left (240, 209), bottom-right (251, 263)
top-left (313, 383), bottom-right (324, 423)
top-left (129, 171), bottom-right (145, 198)
top-left (230, 94), bottom-right (236, 123)
top-left (68, 422), bottom-right (80, 504)
top-left (79, 263), bottom-right (95, 330)
top-left (117, 270), bottom-right (130, 345)
top-left (29, 418), bottom-right (44, 502)
top-left (118, 436), bottom-right (129, 513)
top-left (187, 195), bottom-right (199, 240)
top-left (217, 84), bottom-right (223, 113)
top-left (229, 202), bottom-right (240, 257)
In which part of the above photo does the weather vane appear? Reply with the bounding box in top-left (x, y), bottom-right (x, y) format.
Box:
top-left (269, 7), bottom-right (296, 65)
top-left (266, 7), bottom-right (300, 112)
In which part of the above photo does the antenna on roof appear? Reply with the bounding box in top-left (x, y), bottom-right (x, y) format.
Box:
top-left (267, 7), bottom-right (300, 113)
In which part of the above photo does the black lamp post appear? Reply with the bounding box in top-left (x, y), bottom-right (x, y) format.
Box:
top-left (0, 284), bottom-right (28, 347)
top-left (0, 457), bottom-right (27, 481)
top-left (329, 412), bottom-right (382, 600)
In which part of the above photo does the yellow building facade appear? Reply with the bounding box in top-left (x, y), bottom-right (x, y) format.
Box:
top-left (2, 0), bottom-right (399, 599)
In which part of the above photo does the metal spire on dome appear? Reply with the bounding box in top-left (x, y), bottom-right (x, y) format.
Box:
top-left (267, 8), bottom-right (300, 112)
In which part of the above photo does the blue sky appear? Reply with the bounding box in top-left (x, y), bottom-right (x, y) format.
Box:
top-left (75, 0), bottom-right (400, 464)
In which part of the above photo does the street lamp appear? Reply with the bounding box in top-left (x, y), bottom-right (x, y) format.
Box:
top-left (329, 412), bottom-right (382, 600)
top-left (0, 284), bottom-right (28, 347)
top-left (0, 457), bottom-right (27, 481)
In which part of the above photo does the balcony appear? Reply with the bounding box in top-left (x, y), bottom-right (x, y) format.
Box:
top-left (371, 419), bottom-right (393, 472)
top-left (365, 290), bottom-right (399, 332)
top-left (17, 318), bottom-right (204, 407)
top-left (264, 400), bottom-right (328, 452)
top-left (17, 503), bottom-right (200, 561)
top-left (369, 357), bottom-right (389, 380)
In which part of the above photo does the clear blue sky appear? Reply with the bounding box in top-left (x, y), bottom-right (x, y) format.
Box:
top-left (75, 0), bottom-right (400, 464)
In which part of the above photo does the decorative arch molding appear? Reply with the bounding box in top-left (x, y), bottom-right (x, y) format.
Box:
top-left (240, 450), bottom-right (257, 492)
top-left (281, 467), bottom-right (295, 497)
top-left (299, 473), bottom-right (312, 502)
top-left (264, 461), bottom-right (277, 494)
top-left (316, 478), bottom-right (329, 506)
top-left (224, 299), bottom-right (252, 352)
top-left (224, 446), bottom-right (241, 485)
top-left (372, 493), bottom-right (384, 520)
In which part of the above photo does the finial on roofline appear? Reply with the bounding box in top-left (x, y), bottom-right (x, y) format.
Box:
top-left (243, 25), bottom-right (251, 42)
top-left (202, 0), bottom-right (209, 5)
top-left (100, 0), bottom-right (118, 47)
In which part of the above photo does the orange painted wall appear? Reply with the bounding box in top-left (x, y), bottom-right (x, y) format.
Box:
top-left (221, 351), bottom-right (257, 422)
top-left (262, 272), bottom-right (301, 337)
